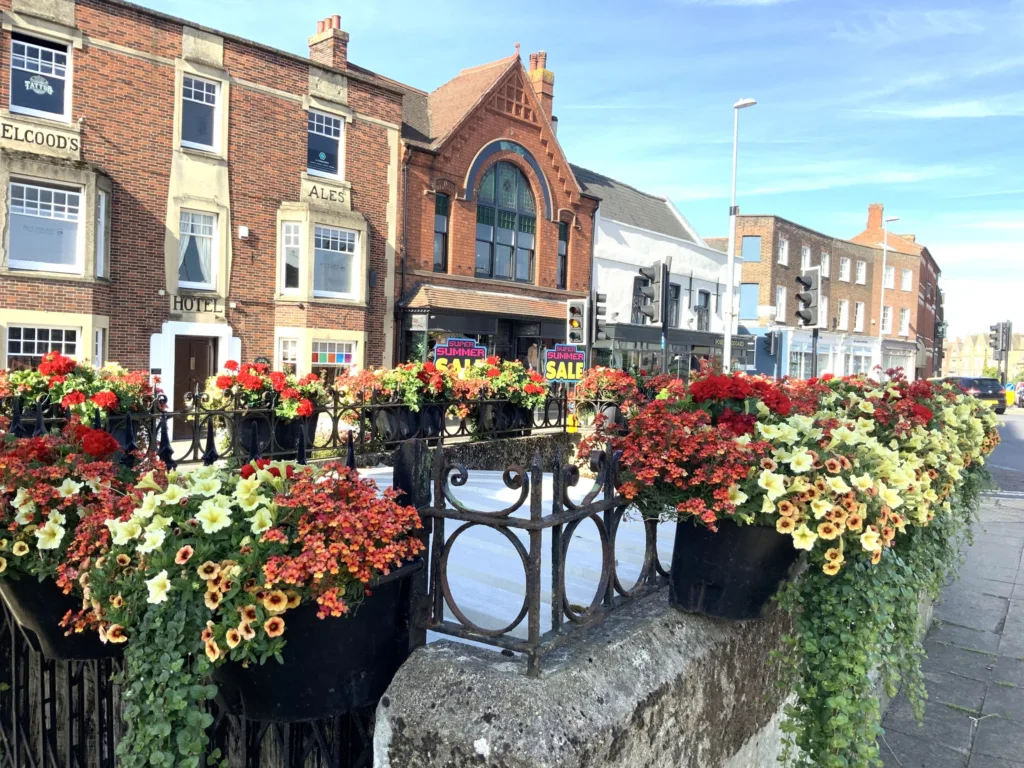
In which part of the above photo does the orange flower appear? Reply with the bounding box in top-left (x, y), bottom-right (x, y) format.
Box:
top-left (262, 590), bottom-right (288, 614)
top-left (110, 594), bottom-right (124, 608)
top-left (216, 575), bottom-right (233, 593)
top-left (286, 591), bottom-right (302, 609)
top-left (239, 621), bottom-right (256, 641)
top-left (115, 554), bottom-right (131, 567)
top-left (106, 624), bottom-right (128, 643)
top-left (777, 500), bottom-right (797, 518)
top-left (824, 547), bottom-right (843, 564)
top-left (205, 639), bottom-right (221, 662)
top-left (776, 517), bottom-right (796, 534)
top-left (882, 526), bottom-right (896, 543)
top-left (225, 628), bottom-right (241, 648)
top-left (824, 458), bottom-right (841, 474)
top-left (760, 458), bottom-right (778, 471)
top-left (822, 561), bottom-right (841, 576)
top-left (871, 549), bottom-right (882, 565)
top-left (239, 605), bottom-right (258, 623)
top-left (204, 590), bottom-right (223, 610)
top-left (197, 561), bottom-right (220, 581)
top-left (816, 522), bottom-right (839, 541)
top-left (845, 514), bottom-right (864, 532)
top-left (838, 456), bottom-right (852, 471)
top-left (175, 545), bottom-right (194, 565)
top-left (201, 621), bottom-right (215, 643)
top-left (264, 616), bottom-right (285, 638)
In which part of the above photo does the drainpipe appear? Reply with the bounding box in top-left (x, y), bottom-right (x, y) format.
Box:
top-left (398, 154), bottom-right (410, 363)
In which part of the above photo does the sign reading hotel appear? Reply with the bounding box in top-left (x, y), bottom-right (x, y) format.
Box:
top-left (433, 338), bottom-right (486, 373)
top-left (544, 344), bottom-right (587, 383)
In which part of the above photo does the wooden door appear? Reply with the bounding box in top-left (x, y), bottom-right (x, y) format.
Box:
top-left (173, 336), bottom-right (217, 439)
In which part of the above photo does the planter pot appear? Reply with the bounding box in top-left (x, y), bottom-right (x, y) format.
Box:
top-left (227, 415), bottom-right (273, 459)
top-left (373, 406), bottom-right (415, 447)
top-left (412, 404), bottom-right (444, 446)
top-left (669, 519), bottom-right (800, 620)
top-left (273, 416), bottom-right (319, 459)
top-left (213, 563), bottom-right (418, 722)
top-left (476, 402), bottom-right (507, 436)
top-left (510, 405), bottom-right (534, 437)
top-left (0, 577), bottom-right (120, 660)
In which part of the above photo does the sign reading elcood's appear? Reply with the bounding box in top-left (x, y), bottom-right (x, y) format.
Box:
top-left (0, 114), bottom-right (81, 160)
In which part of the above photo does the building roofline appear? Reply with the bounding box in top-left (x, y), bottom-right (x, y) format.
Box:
top-left (95, 0), bottom-right (409, 98)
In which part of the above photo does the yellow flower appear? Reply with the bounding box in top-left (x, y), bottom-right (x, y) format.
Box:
top-left (145, 570), bottom-right (172, 604)
top-left (134, 492), bottom-right (159, 519)
top-left (136, 471), bottom-right (164, 492)
top-left (0, 557), bottom-right (7, 574)
top-left (12, 542), bottom-right (29, 557)
top-left (158, 484), bottom-right (188, 506)
top-left (810, 498), bottom-right (832, 520)
top-left (248, 507), bottom-right (274, 535)
top-left (34, 521), bottom-right (66, 550)
top-left (776, 517), bottom-right (796, 534)
top-left (877, 482), bottom-right (904, 510)
top-left (787, 451), bottom-right (814, 474)
top-left (727, 485), bottom-right (749, 506)
top-left (136, 529), bottom-right (166, 555)
top-left (858, 400), bottom-right (875, 415)
top-left (145, 514), bottom-right (174, 532)
top-left (191, 476), bottom-right (223, 498)
top-left (758, 470), bottom-right (787, 501)
top-left (761, 495), bottom-right (776, 514)
top-left (826, 476), bottom-right (852, 495)
top-left (791, 524), bottom-right (818, 551)
top-left (850, 473), bottom-right (873, 492)
top-left (822, 561), bottom-right (841, 576)
top-left (196, 502), bottom-right (232, 534)
top-left (859, 528), bottom-right (882, 553)
top-left (56, 478), bottom-right (83, 498)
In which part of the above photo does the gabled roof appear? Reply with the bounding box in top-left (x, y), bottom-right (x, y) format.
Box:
top-left (570, 165), bottom-right (694, 242)
top-left (398, 56), bottom-right (519, 151)
top-left (849, 229), bottom-right (924, 257)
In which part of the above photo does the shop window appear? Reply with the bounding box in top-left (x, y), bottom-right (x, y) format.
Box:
top-left (181, 75), bottom-right (219, 151)
top-left (313, 225), bottom-right (358, 299)
top-left (433, 194), bottom-right (449, 273)
top-left (178, 209), bottom-right (216, 290)
top-left (307, 110), bottom-right (344, 178)
top-left (557, 221), bottom-right (569, 289)
top-left (281, 222), bottom-right (301, 293)
top-left (311, 340), bottom-right (356, 384)
top-left (278, 338), bottom-right (298, 374)
top-left (10, 33), bottom-right (70, 121)
top-left (474, 162), bottom-right (536, 282)
top-left (6, 325), bottom-right (77, 369)
top-left (8, 180), bottom-right (83, 274)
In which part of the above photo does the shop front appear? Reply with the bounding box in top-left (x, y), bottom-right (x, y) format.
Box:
top-left (592, 323), bottom-right (754, 378)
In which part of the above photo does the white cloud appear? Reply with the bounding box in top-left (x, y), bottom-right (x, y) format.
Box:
top-left (936, 240), bottom-right (1024, 338)
top-left (833, 9), bottom-right (986, 47)
top-left (858, 97), bottom-right (1024, 120)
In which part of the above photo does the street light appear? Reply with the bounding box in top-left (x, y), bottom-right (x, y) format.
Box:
top-left (722, 98), bottom-right (757, 373)
top-left (879, 214), bottom-right (899, 352)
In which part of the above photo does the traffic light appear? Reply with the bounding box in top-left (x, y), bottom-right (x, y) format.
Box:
top-left (794, 267), bottom-right (820, 328)
top-left (762, 330), bottom-right (778, 355)
top-left (1001, 321), bottom-right (1013, 353)
top-left (990, 323), bottom-right (1002, 352)
top-left (638, 262), bottom-right (666, 325)
top-left (567, 299), bottom-right (588, 345)
top-left (593, 293), bottom-right (608, 342)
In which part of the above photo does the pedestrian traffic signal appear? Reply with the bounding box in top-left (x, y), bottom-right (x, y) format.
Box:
top-left (593, 293), bottom-right (608, 341)
top-left (794, 268), bottom-right (820, 328)
top-left (567, 299), bottom-right (588, 345)
top-left (638, 262), bottom-right (666, 325)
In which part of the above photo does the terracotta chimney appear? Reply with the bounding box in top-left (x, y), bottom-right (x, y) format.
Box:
top-left (527, 50), bottom-right (554, 121)
top-left (309, 15), bottom-right (349, 70)
top-left (867, 202), bottom-right (883, 231)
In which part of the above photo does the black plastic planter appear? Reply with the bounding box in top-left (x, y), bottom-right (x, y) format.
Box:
top-left (0, 577), bottom-right (121, 660)
top-left (212, 563), bottom-right (418, 722)
top-left (669, 519), bottom-right (799, 620)
top-left (273, 416), bottom-right (318, 459)
top-left (373, 406), bottom-right (415, 447)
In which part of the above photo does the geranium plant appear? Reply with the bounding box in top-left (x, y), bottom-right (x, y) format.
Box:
top-left (70, 460), bottom-right (424, 766)
top-left (3, 351), bottom-right (99, 413)
top-left (454, 356), bottom-right (549, 409)
top-left (340, 361), bottom-right (454, 412)
top-left (572, 366), bottom-right (640, 405)
top-left (206, 361), bottom-right (325, 419)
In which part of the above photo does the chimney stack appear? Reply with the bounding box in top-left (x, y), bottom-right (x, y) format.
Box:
top-left (867, 202), bottom-right (883, 231)
top-left (309, 15), bottom-right (349, 70)
top-left (527, 50), bottom-right (555, 121)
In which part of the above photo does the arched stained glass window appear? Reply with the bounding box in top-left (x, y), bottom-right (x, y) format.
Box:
top-left (475, 162), bottom-right (536, 282)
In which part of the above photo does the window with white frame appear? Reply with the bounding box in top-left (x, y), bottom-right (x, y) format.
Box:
top-left (839, 257), bottom-right (851, 281)
top-left (884, 265), bottom-right (895, 289)
top-left (801, 245), bottom-right (811, 269)
top-left (96, 189), bottom-right (108, 278)
top-left (93, 328), bottom-right (105, 366)
top-left (181, 75), bottom-right (219, 151)
top-left (307, 111), bottom-right (344, 178)
top-left (8, 180), bottom-right (83, 273)
top-left (280, 222), bottom-right (301, 294)
top-left (821, 252), bottom-right (830, 278)
top-left (10, 33), bottom-right (71, 121)
top-left (313, 225), bottom-right (358, 298)
top-left (854, 301), bottom-right (865, 332)
top-left (775, 285), bottom-right (786, 322)
top-left (777, 237), bottom-right (789, 266)
top-left (820, 295), bottom-right (829, 329)
top-left (311, 339), bottom-right (356, 385)
top-left (882, 305), bottom-right (893, 334)
top-left (178, 210), bottom-right (216, 290)
top-left (837, 299), bottom-right (849, 330)
top-left (278, 337), bottom-right (298, 374)
top-left (6, 325), bottom-right (78, 369)
top-left (901, 268), bottom-right (912, 291)
top-left (899, 308), bottom-right (910, 336)
top-left (855, 260), bottom-right (867, 284)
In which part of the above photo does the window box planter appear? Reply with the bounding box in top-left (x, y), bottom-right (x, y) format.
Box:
top-left (212, 562), bottom-right (419, 722)
top-left (0, 577), bottom-right (121, 660)
top-left (669, 519), bottom-right (801, 620)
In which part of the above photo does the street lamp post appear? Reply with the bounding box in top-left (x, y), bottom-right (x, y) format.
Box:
top-left (722, 97), bottom-right (757, 373)
top-left (878, 214), bottom-right (899, 372)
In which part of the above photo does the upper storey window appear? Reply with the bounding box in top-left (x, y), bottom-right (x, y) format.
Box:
top-left (181, 75), bottom-right (219, 151)
top-left (10, 33), bottom-right (71, 121)
top-left (475, 162), bottom-right (536, 283)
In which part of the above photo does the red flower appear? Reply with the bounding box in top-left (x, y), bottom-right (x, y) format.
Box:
top-left (215, 375), bottom-right (234, 390)
top-left (61, 390), bottom-right (86, 408)
top-left (422, 361), bottom-right (436, 374)
top-left (296, 398), bottom-right (314, 418)
top-left (47, 375), bottom-right (67, 388)
top-left (224, 360), bottom-right (239, 372)
top-left (486, 367), bottom-right (501, 378)
top-left (90, 390), bottom-right (119, 410)
top-left (485, 356), bottom-right (500, 366)
top-left (280, 387), bottom-right (300, 401)
top-left (76, 427), bottom-right (120, 458)
top-left (269, 371), bottom-right (287, 392)
top-left (236, 372), bottom-right (263, 391)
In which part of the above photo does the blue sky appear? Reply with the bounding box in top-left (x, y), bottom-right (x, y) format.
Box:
top-left (141, 0), bottom-right (1023, 339)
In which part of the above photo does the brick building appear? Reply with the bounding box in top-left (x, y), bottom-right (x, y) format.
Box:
top-left (0, 0), bottom-right (403, 418)
top-left (393, 50), bottom-right (597, 364)
top-left (708, 216), bottom-right (877, 378)
top-left (850, 203), bottom-right (944, 379)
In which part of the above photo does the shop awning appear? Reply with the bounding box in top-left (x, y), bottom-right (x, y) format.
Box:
top-left (401, 284), bottom-right (570, 321)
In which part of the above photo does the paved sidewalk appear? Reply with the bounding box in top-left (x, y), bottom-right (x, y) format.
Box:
top-left (881, 493), bottom-right (1024, 768)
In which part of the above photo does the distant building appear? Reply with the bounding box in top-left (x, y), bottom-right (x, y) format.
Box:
top-left (945, 333), bottom-right (1024, 380)
top-left (572, 167), bottom-right (748, 375)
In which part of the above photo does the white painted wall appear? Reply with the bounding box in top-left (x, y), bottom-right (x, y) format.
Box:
top-left (592, 212), bottom-right (736, 335)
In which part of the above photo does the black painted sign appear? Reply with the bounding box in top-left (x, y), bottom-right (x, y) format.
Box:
top-left (172, 294), bottom-right (220, 313)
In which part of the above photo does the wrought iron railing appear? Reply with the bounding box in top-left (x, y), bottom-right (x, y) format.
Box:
top-left (413, 446), bottom-right (669, 677)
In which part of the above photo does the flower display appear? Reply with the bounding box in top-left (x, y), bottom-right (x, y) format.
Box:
top-left (573, 366), bottom-right (641, 405)
top-left (340, 360), bottom-right (455, 412)
top-left (206, 362), bottom-right (326, 419)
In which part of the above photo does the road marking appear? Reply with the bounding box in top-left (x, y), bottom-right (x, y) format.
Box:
top-left (990, 464), bottom-right (1024, 473)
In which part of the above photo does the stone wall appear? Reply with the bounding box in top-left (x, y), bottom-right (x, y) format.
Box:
top-left (373, 591), bottom-right (792, 768)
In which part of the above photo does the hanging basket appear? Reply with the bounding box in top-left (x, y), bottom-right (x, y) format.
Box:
top-left (669, 519), bottom-right (800, 620)
top-left (0, 576), bottom-right (121, 660)
top-left (212, 563), bottom-right (419, 722)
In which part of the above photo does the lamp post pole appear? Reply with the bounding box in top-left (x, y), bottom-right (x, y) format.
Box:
top-left (878, 214), bottom-right (899, 373)
top-left (722, 98), bottom-right (756, 373)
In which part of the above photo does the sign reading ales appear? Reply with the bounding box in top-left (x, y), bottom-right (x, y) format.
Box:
top-left (433, 338), bottom-right (486, 373)
top-left (544, 344), bottom-right (586, 383)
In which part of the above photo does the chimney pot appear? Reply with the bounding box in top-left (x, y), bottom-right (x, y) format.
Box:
top-left (868, 202), bottom-right (883, 230)
top-left (332, 14), bottom-right (341, 29)
top-left (317, 19), bottom-right (325, 33)
top-left (527, 51), bottom-right (554, 121)
top-left (529, 53), bottom-right (538, 71)
top-left (309, 15), bottom-right (349, 69)
top-left (537, 50), bottom-right (547, 69)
